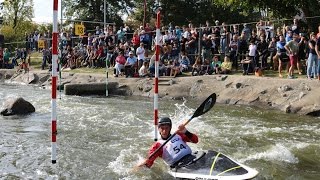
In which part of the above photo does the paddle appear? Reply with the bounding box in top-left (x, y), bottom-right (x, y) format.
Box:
top-left (148, 93), bottom-right (216, 160)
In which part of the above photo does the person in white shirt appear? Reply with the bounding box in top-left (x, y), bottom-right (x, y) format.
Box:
top-left (136, 43), bottom-right (145, 69)
top-left (139, 61), bottom-right (150, 77)
top-left (248, 39), bottom-right (257, 68)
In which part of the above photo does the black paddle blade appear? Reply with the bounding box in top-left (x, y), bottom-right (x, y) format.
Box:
top-left (191, 93), bottom-right (216, 119)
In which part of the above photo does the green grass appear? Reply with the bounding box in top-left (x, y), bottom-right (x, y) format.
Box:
top-left (29, 52), bottom-right (43, 69)
top-left (29, 52), bottom-right (110, 74)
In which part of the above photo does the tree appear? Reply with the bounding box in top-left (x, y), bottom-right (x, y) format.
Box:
top-left (213, 0), bottom-right (320, 30)
top-left (2, 0), bottom-right (34, 29)
top-left (62, 0), bottom-right (134, 30)
top-left (130, 0), bottom-right (256, 28)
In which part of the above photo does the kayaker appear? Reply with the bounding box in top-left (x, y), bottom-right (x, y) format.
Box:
top-left (137, 117), bottom-right (199, 168)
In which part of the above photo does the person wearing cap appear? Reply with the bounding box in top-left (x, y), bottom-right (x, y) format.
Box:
top-left (137, 117), bottom-right (199, 168)
top-left (124, 51), bottom-right (137, 77)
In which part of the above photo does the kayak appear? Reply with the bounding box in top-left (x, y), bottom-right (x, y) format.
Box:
top-left (168, 150), bottom-right (259, 180)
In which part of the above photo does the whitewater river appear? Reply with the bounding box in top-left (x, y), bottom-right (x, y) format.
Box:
top-left (0, 83), bottom-right (319, 179)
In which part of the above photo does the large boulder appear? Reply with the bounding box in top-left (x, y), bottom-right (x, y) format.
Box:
top-left (1, 97), bottom-right (35, 116)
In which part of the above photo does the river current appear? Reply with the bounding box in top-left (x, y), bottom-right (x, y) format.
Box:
top-left (0, 83), bottom-right (319, 180)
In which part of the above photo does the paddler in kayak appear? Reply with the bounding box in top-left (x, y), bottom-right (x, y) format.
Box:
top-left (137, 117), bottom-right (199, 168)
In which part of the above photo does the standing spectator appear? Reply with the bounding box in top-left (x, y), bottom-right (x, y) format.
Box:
top-left (175, 26), bottom-right (182, 42)
top-left (265, 21), bottom-right (274, 41)
top-left (21, 48), bottom-right (27, 63)
top-left (315, 33), bottom-right (320, 80)
top-left (277, 35), bottom-right (288, 77)
top-left (256, 19), bottom-right (265, 37)
top-left (95, 26), bottom-right (101, 36)
top-left (162, 30), bottom-right (170, 44)
top-left (220, 23), bottom-right (229, 54)
top-left (144, 23), bottom-right (153, 50)
top-left (213, 24), bottom-right (221, 54)
top-left (285, 31), bottom-right (293, 43)
top-left (231, 25), bottom-right (239, 36)
top-left (229, 34), bottom-right (239, 70)
top-left (87, 33), bottom-right (94, 47)
top-left (182, 26), bottom-right (191, 40)
top-left (268, 37), bottom-right (278, 70)
top-left (41, 48), bottom-right (49, 70)
top-left (12, 48), bottom-right (20, 66)
top-left (29, 33), bottom-right (34, 51)
top-left (117, 27), bottom-right (125, 44)
top-left (257, 35), bottom-right (269, 69)
top-left (131, 31), bottom-right (140, 54)
top-left (0, 47), bottom-right (3, 68)
top-left (238, 32), bottom-right (248, 62)
top-left (171, 42), bottom-right (179, 60)
top-left (201, 34), bottom-right (212, 63)
top-left (285, 33), bottom-right (300, 79)
top-left (140, 30), bottom-right (150, 53)
top-left (297, 33), bottom-right (307, 75)
top-left (248, 39), bottom-right (257, 68)
top-left (3, 48), bottom-right (10, 68)
top-left (106, 42), bottom-right (115, 67)
top-left (186, 34), bottom-right (197, 64)
top-left (307, 33), bottom-right (318, 79)
top-left (291, 19), bottom-right (300, 35)
top-left (316, 25), bottom-right (320, 39)
top-left (25, 33), bottom-right (30, 51)
top-left (136, 43), bottom-right (145, 69)
top-left (249, 30), bottom-right (259, 44)
top-left (242, 23), bottom-right (251, 42)
top-left (46, 30), bottom-right (52, 48)
top-left (33, 31), bottom-right (39, 51)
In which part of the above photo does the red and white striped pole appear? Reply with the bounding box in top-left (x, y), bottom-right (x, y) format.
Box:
top-left (154, 10), bottom-right (161, 141)
top-left (51, 0), bottom-right (58, 164)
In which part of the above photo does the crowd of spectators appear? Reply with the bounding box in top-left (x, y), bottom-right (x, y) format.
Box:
top-left (1, 18), bottom-right (320, 80)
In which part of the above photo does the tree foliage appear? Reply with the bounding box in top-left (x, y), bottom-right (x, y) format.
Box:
top-left (213, 0), bottom-right (320, 28)
top-left (62, 0), bottom-right (134, 30)
top-left (2, 0), bottom-right (34, 29)
top-left (129, 0), bottom-right (258, 28)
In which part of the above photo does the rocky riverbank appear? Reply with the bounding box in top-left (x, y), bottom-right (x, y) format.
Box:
top-left (1, 69), bottom-right (320, 117)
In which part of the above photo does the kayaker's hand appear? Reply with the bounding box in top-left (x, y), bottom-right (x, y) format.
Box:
top-left (131, 159), bottom-right (148, 173)
top-left (177, 123), bottom-right (187, 134)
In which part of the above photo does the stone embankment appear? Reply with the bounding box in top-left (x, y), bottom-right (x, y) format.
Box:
top-left (1, 69), bottom-right (320, 117)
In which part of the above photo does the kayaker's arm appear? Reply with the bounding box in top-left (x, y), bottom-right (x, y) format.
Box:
top-left (138, 142), bottom-right (162, 168)
top-left (177, 123), bottom-right (199, 143)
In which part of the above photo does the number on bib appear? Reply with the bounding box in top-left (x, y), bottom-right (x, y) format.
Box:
top-left (173, 144), bottom-right (187, 154)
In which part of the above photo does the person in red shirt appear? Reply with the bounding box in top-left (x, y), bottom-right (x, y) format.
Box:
top-left (96, 44), bottom-right (105, 67)
top-left (131, 31), bottom-right (140, 54)
top-left (114, 51), bottom-right (126, 77)
top-left (137, 117), bottom-right (199, 168)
